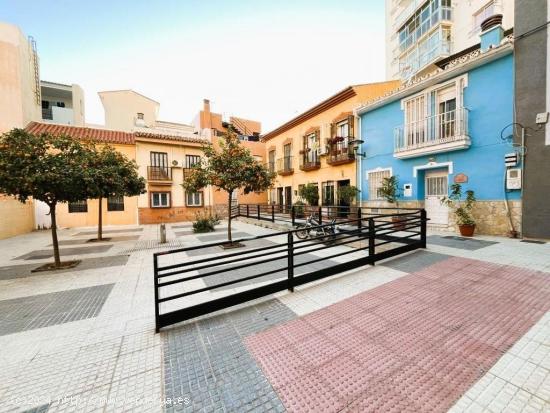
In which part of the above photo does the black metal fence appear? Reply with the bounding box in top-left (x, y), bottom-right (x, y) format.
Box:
top-left (153, 209), bottom-right (427, 332)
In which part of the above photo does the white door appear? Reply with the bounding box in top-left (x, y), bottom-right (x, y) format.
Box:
top-left (34, 200), bottom-right (52, 229)
top-left (425, 171), bottom-right (449, 225)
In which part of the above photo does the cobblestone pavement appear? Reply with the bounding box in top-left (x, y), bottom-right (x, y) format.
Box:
top-left (0, 221), bottom-right (548, 412)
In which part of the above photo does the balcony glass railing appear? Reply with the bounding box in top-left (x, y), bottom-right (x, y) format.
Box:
top-left (399, 37), bottom-right (452, 78)
top-left (394, 108), bottom-right (469, 153)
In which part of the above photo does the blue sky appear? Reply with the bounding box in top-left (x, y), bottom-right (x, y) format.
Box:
top-left (1, 0), bottom-right (387, 132)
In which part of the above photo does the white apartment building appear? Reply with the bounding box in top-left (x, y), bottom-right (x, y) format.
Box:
top-left (385, 0), bottom-right (514, 80)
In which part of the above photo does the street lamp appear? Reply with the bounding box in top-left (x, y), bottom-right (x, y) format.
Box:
top-left (349, 139), bottom-right (366, 158)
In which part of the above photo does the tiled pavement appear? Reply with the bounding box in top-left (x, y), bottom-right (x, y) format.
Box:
top-left (0, 221), bottom-right (549, 412)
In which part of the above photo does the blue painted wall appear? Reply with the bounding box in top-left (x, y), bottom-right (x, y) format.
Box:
top-left (360, 53), bottom-right (519, 202)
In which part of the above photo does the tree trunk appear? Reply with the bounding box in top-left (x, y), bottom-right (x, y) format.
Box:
top-left (98, 196), bottom-right (103, 241)
top-left (227, 190), bottom-right (233, 243)
top-left (49, 202), bottom-right (61, 267)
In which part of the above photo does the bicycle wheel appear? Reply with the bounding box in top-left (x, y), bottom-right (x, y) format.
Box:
top-left (295, 225), bottom-right (310, 239)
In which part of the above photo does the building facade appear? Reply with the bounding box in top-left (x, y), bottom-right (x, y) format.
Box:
top-left (514, 0), bottom-right (550, 239)
top-left (261, 82), bottom-right (400, 207)
top-left (40, 81), bottom-right (85, 126)
top-left (358, 22), bottom-right (521, 235)
top-left (385, 0), bottom-right (514, 80)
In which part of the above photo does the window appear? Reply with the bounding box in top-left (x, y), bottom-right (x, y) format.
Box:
top-left (137, 112), bottom-right (144, 120)
top-left (283, 144), bottom-right (292, 170)
top-left (56, 102), bottom-right (65, 108)
top-left (336, 121), bottom-right (349, 138)
top-left (107, 196), bottom-right (124, 212)
top-left (268, 150), bottom-right (276, 172)
top-left (150, 152), bottom-right (168, 167)
top-left (367, 169), bottom-right (391, 200)
top-left (151, 192), bottom-right (170, 208)
top-left (41, 100), bottom-right (49, 109)
top-left (68, 200), bottom-right (88, 213)
top-left (473, 1), bottom-right (495, 32)
top-left (303, 132), bottom-right (320, 164)
top-left (322, 181), bottom-right (335, 206)
top-left (186, 191), bottom-right (203, 207)
top-left (185, 155), bottom-right (201, 168)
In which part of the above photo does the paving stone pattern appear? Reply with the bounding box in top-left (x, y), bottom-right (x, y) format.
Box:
top-left (163, 298), bottom-right (296, 412)
top-left (0, 255), bottom-right (129, 281)
top-left (73, 228), bottom-right (143, 236)
top-left (51, 235), bottom-right (140, 246)
top-left (0, 283), bottom-right (114, 336)
top-left (201, 252), bottom-right (340, 291)
top-left (246, 256), bottom-right (550, 412)
top-left (428, 235), bottom-right (499, 250)
top-left (196, 231), bottom-right (251, 242)
top-left (185, 238), bottom-right (279, 257)
top-left (381, 250), bottom-right (451, 273)
top-left (14, 245), bottom-right (113, 260)
top-left (21, 404), bottom-right (50, 413)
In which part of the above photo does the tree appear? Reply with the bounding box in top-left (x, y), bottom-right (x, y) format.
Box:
top-left (0, 129), bottom-right (95, 268)
top-left (182, 131), bottom-right (276, 244)
top-left (298, 183), bottom-right (319, 206)
top-left (86, 145), bottom-right (146, 240)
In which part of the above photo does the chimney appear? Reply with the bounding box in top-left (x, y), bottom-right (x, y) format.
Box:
top-left (203, 99), bottom-right (212, 129)
top-left (480, 14), bottom-right (504, 52)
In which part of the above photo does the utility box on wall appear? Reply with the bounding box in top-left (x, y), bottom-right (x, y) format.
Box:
top-left (506, 168), bottom-right (522, 190)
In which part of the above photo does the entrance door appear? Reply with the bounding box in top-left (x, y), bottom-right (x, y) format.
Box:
top-left (285, 186), bottom-right (292, 208)
top-left (337, 180), bottom-right (351, 217)
top-left (425, 170), bottom-right (449, 225)
top-left (277, 187), bottom-right (284, 211)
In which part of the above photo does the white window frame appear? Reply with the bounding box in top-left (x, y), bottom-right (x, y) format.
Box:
top-left (151, 192), bottom-right (170, 208)
top-left (185, 191), bottom-right (203, 207)
top-left (365, 167), bottom-right (393, 200)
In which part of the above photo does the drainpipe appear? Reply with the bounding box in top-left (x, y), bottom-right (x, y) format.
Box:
top-left (356, 114), bottom-right (362, 206)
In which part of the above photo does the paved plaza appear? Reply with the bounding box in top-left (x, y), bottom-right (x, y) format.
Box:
top-left (0, 220), bottom-right (548, 412)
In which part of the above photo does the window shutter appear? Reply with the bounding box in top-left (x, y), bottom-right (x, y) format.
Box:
top-left (347, 115), bottom-right (354, 138)
top-left (330, 123), bottom-right (336, 139)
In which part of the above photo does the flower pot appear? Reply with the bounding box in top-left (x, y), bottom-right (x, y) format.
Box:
top-left (392, 216), bottom-right (407, 230)
top-left (458, 224), bottom-right (476, 237)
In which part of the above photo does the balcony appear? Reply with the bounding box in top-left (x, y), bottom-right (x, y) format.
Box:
top-left (147, 166), bottom-right (173, 183)
top-left (394, 108), bottom-right (470, 159)
top-left (326, 139), bottom-right (355, 165)
top-left (299, 151), bottom-right (321, 171)
top-left (399, 37), bottom-right (452, 79)
top-left (276, 156), bottom-right (294, 176)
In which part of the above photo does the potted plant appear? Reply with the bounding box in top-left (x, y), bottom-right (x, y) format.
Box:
top-left (298, 183), bottom-right (320, 206)
top-left (293, 200), bottom-right (306, 218)
top-left (337, 185), bottom-right (360, 218)
top-left (440, 183), bottom-right (477, 237)
top-left (378, 175), bottom-right (406, 229)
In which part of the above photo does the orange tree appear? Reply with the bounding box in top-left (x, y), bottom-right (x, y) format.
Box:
top-left (85, 145), bottom-right (146, 241)
top-left (0, 129), bottom-right (95, 267)
top-left (182, 131), bottom-right (276, 244)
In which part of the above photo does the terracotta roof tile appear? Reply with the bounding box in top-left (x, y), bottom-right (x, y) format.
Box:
top-left (24, 122), bottom-right (209, 145)
top-left (25, 122), bottom-right (135, 145)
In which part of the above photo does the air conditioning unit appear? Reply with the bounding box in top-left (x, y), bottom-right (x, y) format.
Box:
top-left (172, 160), bottom-right (180, 167)
top-left (319, 146), bottom-right (328, 156)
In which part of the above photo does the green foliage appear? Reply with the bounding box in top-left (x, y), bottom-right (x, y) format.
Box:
top-left (298, 183), bottom-right (319, 206)
top-left (192, 211), bottom-right (221, 233)
top-left (338, 185), bottom-right (360, 205)
top-left (86, 145), bottom-right (146, 200)
top-left (182, 131), bottom-right (276, 242)
top-left (293, 200), bottom-right (305, 217)
top-left (0, 129), bottom-right (97, 266)
top-left (440, 183), bottom-right (477, 226)
top-left (379, 175), bottom-right (400, 205)
top-left (0, 129), bottom-right (93, 205)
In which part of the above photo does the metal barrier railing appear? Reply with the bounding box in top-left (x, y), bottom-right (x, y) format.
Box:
top-left (153, 209), bottom-right (427, 331)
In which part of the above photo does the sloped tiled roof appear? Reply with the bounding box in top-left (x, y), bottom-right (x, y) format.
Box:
top-left (25, 122), bottom-right (208, 145)
top-left (25, 122), bottom-right (135, 145)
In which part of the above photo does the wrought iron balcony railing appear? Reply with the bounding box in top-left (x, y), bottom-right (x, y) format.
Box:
top-left (147, 166), bottom-right (172, 181)
top-left (326, 139), bottom-right (355, 165)
top-left (276, 156), bottom-right (294, 175)
top-left (394, 107), bottom-right (470, 158)
top-left (299, 151), bottom-right (321, 171)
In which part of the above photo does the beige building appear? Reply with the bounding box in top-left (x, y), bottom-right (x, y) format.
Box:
top-left (261, 81), bottom-right (400, 208)
top-left (385, 0), bottom-right (514, 80)
top-left (41, 81), bottom-right (85, 126)
top-left (0, 22), bottom-right (41, 239)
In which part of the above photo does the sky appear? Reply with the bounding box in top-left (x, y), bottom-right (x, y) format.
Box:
top-left (1, 0), bottom-right (387, 133)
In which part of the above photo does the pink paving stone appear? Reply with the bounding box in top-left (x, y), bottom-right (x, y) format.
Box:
top-left (244, 257), bottom-right (550, 412)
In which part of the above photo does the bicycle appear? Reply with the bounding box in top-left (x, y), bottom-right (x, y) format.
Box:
top-left (295, 214), bottom-right (337, 243)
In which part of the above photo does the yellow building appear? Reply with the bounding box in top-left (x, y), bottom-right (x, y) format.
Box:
top-left (25, 122), bottom-right (221, 227)
top-left (261, 81), bottom-right (399, 207)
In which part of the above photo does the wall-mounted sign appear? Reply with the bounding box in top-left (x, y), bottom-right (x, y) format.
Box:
top-left (454, 173), bottom-right (468, 184)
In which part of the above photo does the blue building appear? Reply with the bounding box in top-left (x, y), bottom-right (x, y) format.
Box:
top-left (357, 24), bottom-right (521, 235)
